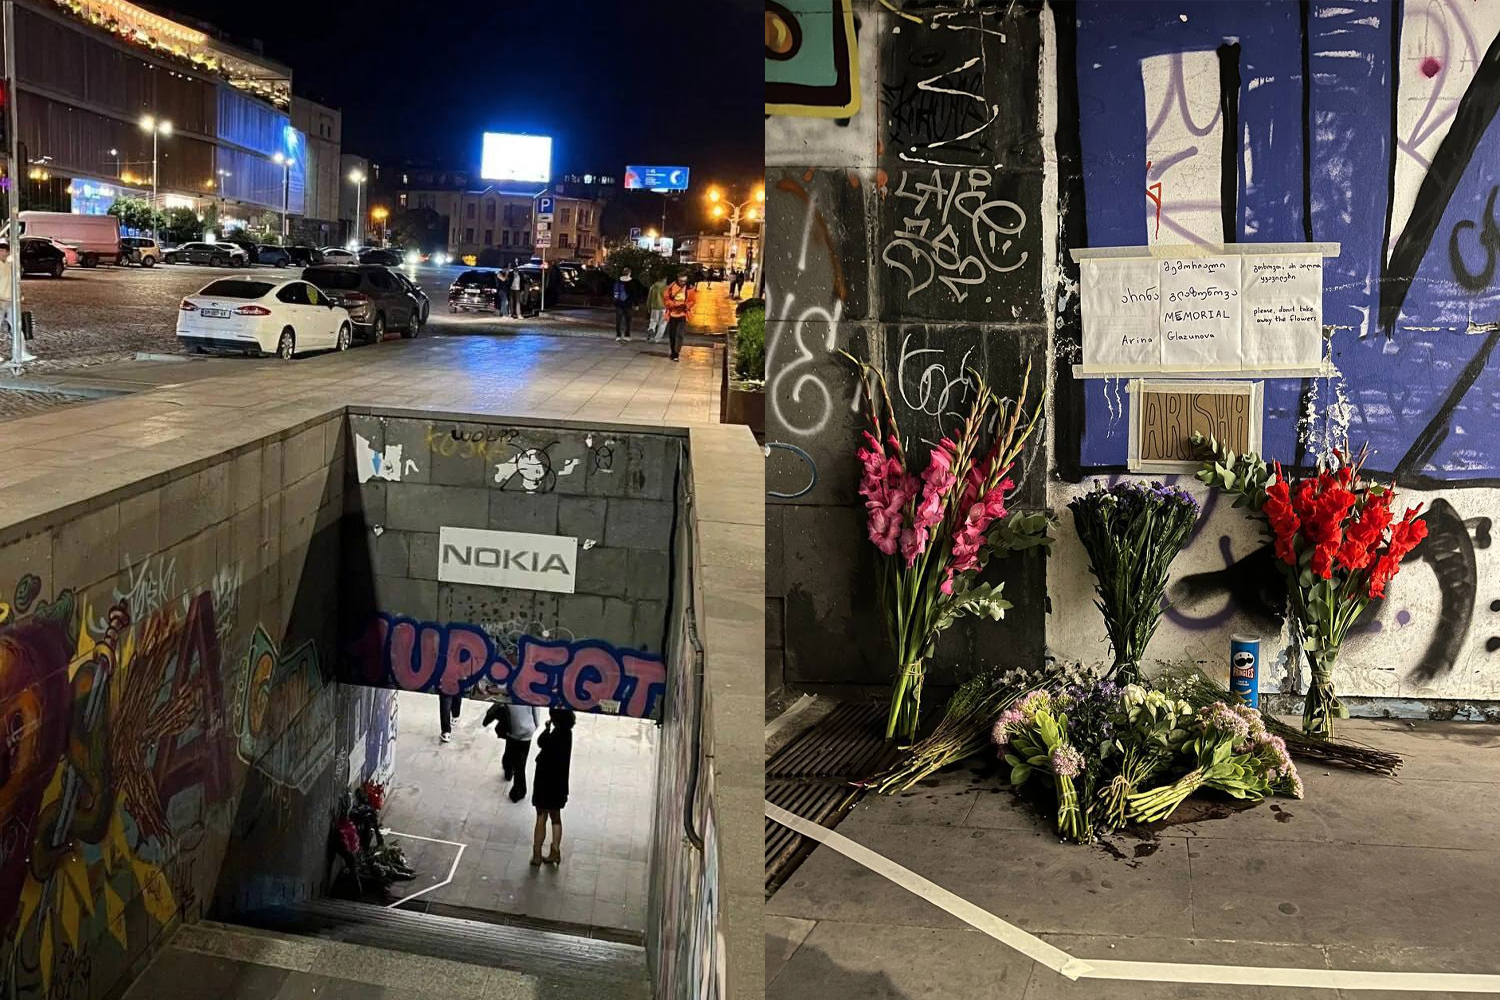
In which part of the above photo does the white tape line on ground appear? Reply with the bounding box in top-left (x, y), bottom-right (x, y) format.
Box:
top-left (766, 801), bottom-right (1500, 994)
top-left (765, 801), bottom-right (1092, 980)
top-left (383, 829), bottom-right (467, 910)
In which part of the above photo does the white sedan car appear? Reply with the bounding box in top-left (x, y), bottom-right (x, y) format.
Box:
top-left (176, 276), bottom-right (353, 358)
top-left (319, 246), bottom-right (358, 263)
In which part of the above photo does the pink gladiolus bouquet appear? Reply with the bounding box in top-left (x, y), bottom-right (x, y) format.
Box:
top-left (844, 351), bottom-right (1048, 741)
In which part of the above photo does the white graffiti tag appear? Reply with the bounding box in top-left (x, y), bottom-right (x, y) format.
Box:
top-left (897, 332), bottom-right (975, 426)
top-left (768, 290), bottom-right (844, 438)
top-left (882, 167), bottom-right (1029, 302)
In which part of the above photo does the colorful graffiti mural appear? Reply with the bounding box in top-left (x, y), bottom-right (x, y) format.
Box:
top-left (765, 0), bottom-right (861, 117)
top-left (346, 614), bottom-right (668, 719)
top-left (0, 578), bottom-right (233, 998)
top-left (233, 627), bottom-right (334, 795)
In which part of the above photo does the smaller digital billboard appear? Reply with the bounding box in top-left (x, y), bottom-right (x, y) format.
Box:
top-left (624, 165), bottom-right (690, 192)
top-left (481, 133), bottom-right (552, 184)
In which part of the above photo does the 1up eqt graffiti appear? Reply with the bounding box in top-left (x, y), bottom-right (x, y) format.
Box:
top-left (348, 613), bottom-right (667, 719)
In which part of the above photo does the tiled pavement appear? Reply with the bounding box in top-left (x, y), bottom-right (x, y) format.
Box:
top-left (0, 332), bottom-right (721, 519)
top-left (380, 691), bottom-right (655, 937)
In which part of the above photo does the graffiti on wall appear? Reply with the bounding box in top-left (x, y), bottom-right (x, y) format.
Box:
top-left (233, 626), bottom-right (334, 795)
top-left (765, 0), bottom-right (861, 117)
top-left (0, 579), bottom-right (234, 998)
top-left (1071, 1), bottom-right (1500, 482)
top-left (882, 168), bottom-right (1032, 304)
top-left (345, 614), bottom-right (667, 719)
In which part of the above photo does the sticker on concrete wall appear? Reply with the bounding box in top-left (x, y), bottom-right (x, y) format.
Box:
top-left (1071, 244), bottom-right (1336, 377)
top-left (1126, 379), bottom-right (1263, 473)
top-left (437, 526), bottom-right (578, 594)
top-left (355, 434), bottom-right (416, 483)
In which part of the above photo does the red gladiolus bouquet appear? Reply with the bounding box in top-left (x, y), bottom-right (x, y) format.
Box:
top-left (1194, 435), bottom-right (1428, 738)
top-left (844, 351), bottom-right (1048, 742)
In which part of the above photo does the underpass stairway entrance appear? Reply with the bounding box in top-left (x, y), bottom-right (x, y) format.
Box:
top-left (124, 904), bottom-right (649, 1000)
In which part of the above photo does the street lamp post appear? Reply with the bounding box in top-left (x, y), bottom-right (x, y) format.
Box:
top-left (708, 184), bottom-right (765, 297)
top-left (108, 147), bottom-right (120, 178)
top-left (370, 206), bottom-right (388, 246)
top-left (139, 115), bottom-right (172, 238)
top-left (348, 168), bottom-right (366, 247)
top-left (272, 151), bottom-right (294, 242)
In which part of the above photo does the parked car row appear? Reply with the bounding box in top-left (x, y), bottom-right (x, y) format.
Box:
top-left (176, 263), bottom-right (431, 358)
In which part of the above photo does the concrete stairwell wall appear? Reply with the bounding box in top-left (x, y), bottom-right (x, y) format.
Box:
top-left (0, 413), bottom-right (394, 1000)
top-left (338, 411), bottom-right (680, 719)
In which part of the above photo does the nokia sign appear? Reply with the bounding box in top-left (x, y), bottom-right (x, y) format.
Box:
top-left (438, 526), bottom-right (579, 594)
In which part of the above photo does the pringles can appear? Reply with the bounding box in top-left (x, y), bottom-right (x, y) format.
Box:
top-left (1230, 634), bottom-right (1260, 708)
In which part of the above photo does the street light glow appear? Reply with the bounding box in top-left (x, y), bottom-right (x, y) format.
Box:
top-left (707, 188), bottom-right (721, 203)
top-left (160, 121), bottom-right (173, 136)
top-left (349, 169), bottom-right (366, 183)
top-left (747, 207), bottom-right (759, 221)
top-left (711, 205), bottom-right (725, 218)
top-left (139, 114), bottom-right (154, 131)
top-left (755, 185), bottom-right (765, 202)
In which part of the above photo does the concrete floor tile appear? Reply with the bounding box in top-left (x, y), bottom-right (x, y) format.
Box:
top-left (1186, 838), bottom-right (1500, 951)
top-left (768, 820), bottom-right (1194, 939)
top-left (380, 691), bottom-right (655, 934)
top-left (767, 916), bottom-right (818, 985)
top-left (768, 920), bottom-right (1035, 1000)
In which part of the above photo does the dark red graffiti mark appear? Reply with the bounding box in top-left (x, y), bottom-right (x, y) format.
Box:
top-left (563, 646), bottom-right (623, 712)
top-left (388, 619), bottom-right (440, 690)
top-left (437, 625), bottom-right (491, 695)
top-left (1146, 159), bottom-right (1163, 240)
top-left (775, 172), bottom-right (849, 302)
top-left (1421, 56), bottom-right (1442, 78)
top-left (150, 592), bottom-right (231, 816)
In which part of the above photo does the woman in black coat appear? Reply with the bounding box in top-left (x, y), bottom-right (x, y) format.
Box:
top-left (530, 709), bottom-right (575, 866)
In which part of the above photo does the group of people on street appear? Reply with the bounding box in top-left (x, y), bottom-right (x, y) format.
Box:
top-left (613, 268), bottom-right (697, 362)
top-left (443, 698), bottom-right (575, 867)
top-left (494, 265), bottom-right (527, 318)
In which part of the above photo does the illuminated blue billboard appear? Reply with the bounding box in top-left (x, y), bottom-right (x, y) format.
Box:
top-left (624, 165), bottom-right (690, 192)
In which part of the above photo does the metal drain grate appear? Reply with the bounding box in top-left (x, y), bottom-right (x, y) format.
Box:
top-left (765, 702), bottom-right (903, 896)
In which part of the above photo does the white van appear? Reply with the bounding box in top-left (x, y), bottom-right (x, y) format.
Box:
top-left (16, 212), bottom-right (121, 268)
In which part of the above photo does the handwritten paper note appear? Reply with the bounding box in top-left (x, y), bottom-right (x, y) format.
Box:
top-left (1242, 258), bottom-right (1322, 368)
top-left (1077, 250), bottom-right (1325, 374)
top-left (1159, 257), bottom-right (1242, 368)
top-left (1079, 258), bottom-right (1159, 368)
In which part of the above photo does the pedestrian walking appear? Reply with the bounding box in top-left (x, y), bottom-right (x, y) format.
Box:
top-left (495, 267), bottom-right (510, 316)
top-left (502, 705), bottom-right (541, 801)
top-left (509, 266), bottom-right (523, 318)
top-left (438, 692), bottom-right (463, 743)
top-left (662, 270), bottom-right (694, 362)
top-left (529, 709), bottom-right (575, 866)
top-left (0, 244), bottom-right (14, 345)
top-left (613, 268), bottom-right (634, 343)
top-left (646, 273), bottom-right (668, 342)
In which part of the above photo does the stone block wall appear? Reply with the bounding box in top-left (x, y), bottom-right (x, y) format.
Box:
top-left (0, 412), bottom-right (395, 1000)
top-left (340, 411), bottom-right (680, 718)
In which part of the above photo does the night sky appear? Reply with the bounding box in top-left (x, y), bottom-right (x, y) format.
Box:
top-left (149, 0), bottom-right (762, 195)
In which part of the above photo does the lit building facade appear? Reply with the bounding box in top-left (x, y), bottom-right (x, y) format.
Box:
top-left (2, 0), bottom-right (311, 231)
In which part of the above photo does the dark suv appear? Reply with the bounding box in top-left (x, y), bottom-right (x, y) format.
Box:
top-left (302, 264), bottom-right (424, 341)
top-left (448, 269), bottom-right (499, 312)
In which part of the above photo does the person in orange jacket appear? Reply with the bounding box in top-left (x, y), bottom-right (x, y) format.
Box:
top-left (662, 270), bottom-right (695, 362)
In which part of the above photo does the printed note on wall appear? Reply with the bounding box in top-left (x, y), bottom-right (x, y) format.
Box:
top-left (1242, 258), bottom-right (1323, 368)
top-left (1079, 258), bottom-right (1159, 368)
top-left (1158, 257), bottom-right (1241, 368)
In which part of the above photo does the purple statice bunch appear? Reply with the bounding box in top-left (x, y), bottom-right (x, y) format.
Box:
top-left (1060, 678), bottom-right (1120, 754)
top-left (1069, 480), bottom-right (1201, 685)
top-left (1230, 703), bottom-right (1270, 753)
top-left (1198, 701), bottom-right (1252, 744)
top-left (1250, 733), bottom-right (1304, 798)
top-left (1050, 743), bottom-right (1084, 778)
top-left (991, 688), bottom-right (1051, 755)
